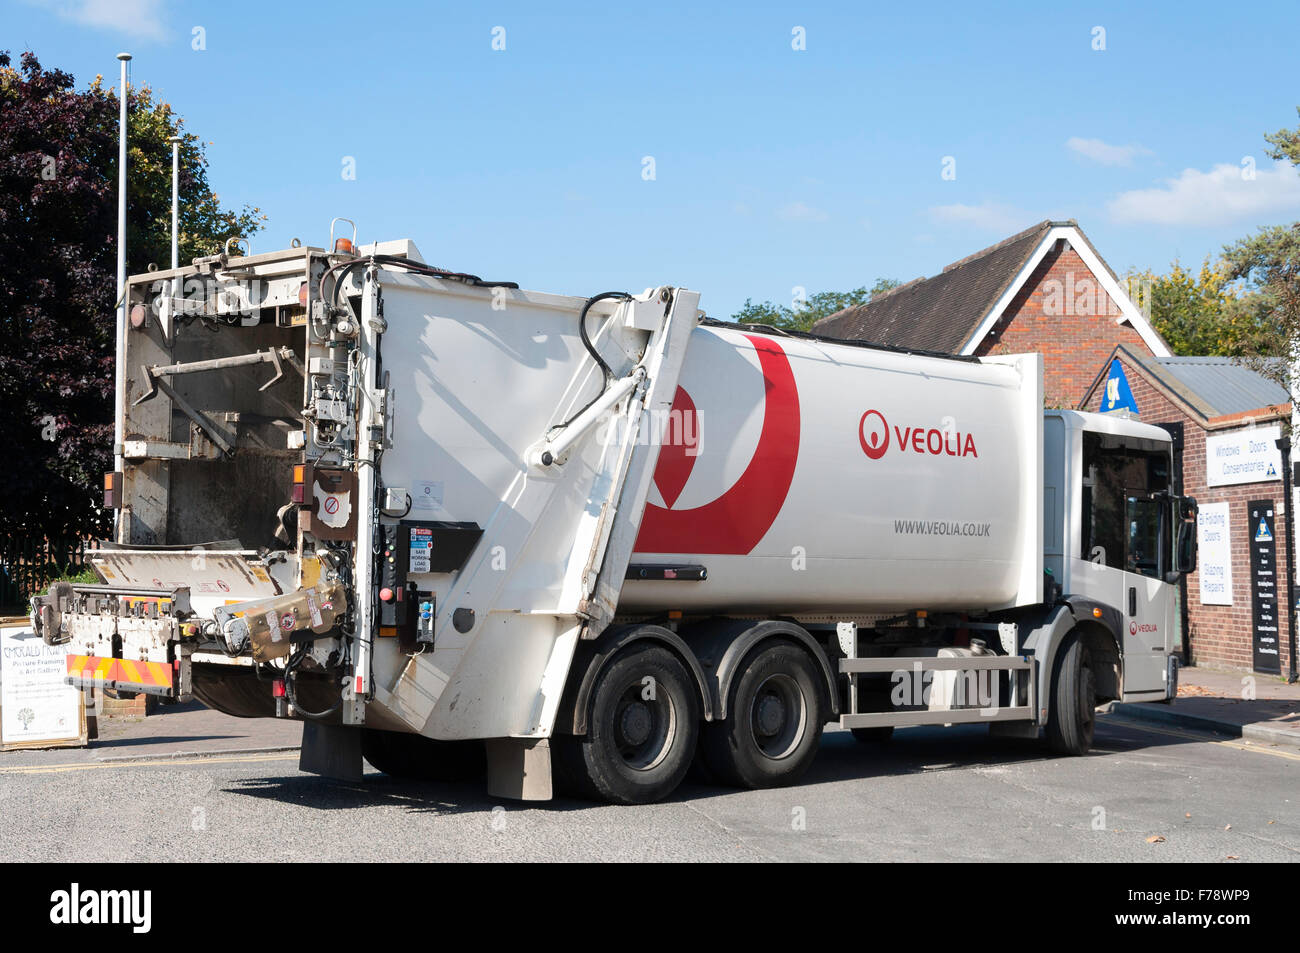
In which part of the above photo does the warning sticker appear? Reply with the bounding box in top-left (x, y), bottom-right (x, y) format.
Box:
top-left (409, 527), bottom-right (433, 574)
top-left (306, 591), bottom-right (322, 628)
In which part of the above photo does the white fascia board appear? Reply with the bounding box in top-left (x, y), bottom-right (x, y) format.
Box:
top-left (1065, 228), bottom-right (1171, 357)
top-left (958, 226), bottom-right (1071, 356)
top-left (959, 225), bottom-right (1171, 358)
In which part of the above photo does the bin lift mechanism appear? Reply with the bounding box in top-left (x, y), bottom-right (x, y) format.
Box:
top-left (131, 347), bottom-right (305, 457)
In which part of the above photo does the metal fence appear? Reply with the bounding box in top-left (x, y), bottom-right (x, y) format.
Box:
top-left (0, 533), bottom-right (101, 612)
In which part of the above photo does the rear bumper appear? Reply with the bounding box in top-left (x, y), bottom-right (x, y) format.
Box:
top-left (65, 654), bottom-right (184, 698)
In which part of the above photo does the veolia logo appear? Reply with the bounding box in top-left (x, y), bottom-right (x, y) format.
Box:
top-left (859, 409), bottom-right (889, 460)
top-left (858, 409), bottom-right (979, 460)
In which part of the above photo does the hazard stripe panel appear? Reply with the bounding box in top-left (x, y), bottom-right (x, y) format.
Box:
top-left (66, 655), bottom-right (175, 696)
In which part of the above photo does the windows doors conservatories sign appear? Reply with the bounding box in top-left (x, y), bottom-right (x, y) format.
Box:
top-left (1205, 426), bottom-right (1282, 488)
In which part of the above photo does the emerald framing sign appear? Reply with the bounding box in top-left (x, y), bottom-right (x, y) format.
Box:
top-left (0, 621), bottom-right (87, 750)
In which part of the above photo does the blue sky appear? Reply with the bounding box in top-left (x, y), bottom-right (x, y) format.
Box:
top-left (9, 0), bottom-right (1300, 319)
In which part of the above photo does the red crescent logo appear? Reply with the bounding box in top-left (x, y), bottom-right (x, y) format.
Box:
top-left (859, 409), bottom-right (889, 460)
top-left (634, 334), bottom-right (800, 555)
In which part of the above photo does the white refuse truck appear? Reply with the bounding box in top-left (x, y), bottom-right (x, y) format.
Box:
top-left (31, 227), bottom-right (1198, 803)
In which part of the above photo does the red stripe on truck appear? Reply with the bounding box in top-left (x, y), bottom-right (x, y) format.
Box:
top-left (634, 334), bottom-right (800, 556)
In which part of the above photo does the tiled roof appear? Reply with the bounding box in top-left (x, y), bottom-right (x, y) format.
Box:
top-left (813, 220), bottom-right (1062, 352)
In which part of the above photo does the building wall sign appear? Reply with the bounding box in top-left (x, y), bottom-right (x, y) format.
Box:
top-left (1196, 501), bottom-right (1232, 606)
top-left (1206, 426), bottom-right (1282, 488)
top-left (1247, 500), bottom-right (1282, 674)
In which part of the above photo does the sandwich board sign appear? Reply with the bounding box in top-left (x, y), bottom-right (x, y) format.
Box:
top-left (1, 620), bottom-right (87, 750)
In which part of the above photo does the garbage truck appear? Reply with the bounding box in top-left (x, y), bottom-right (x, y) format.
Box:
top-left (30, 226), bottom-right (1198, 804)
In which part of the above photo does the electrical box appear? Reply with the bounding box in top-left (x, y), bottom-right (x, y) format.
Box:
top-left (378, 520), bottom-right (482, 652)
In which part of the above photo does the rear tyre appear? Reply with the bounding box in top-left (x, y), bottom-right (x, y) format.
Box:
top-left (1046, 633), bottom-right (1097, 755)
top-left (554, 643), bottom-right (700, 804)
top-left (702, 642), bottom-right (824, 788)
top-left (361, 728), bottom-right (486, 781)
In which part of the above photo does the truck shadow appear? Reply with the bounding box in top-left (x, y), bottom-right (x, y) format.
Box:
top-left (220, 716), bottom-right (1210, 813)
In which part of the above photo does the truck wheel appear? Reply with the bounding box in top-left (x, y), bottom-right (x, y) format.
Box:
top-left (361, 728), bottom-right (486, 781)
top-left (702, 642), bottom-right (824, 788)
top-left (850, 726), bottom-right (894, 744)
top-left (1046, 634), bottom-right (1097, 756)
top-left (556, 643), bottom-right (700, 804)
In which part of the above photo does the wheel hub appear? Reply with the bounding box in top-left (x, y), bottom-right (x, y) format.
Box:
top-left (749, 673), bottom-right (807, 760)
top-left (756, 694), bottom-right (786, 736)
top-left (620, 701), bottom-right (653, 747)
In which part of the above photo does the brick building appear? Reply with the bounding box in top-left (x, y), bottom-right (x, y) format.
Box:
top-left (814, 220), bottom-right (1171, 407)
top-left (1080, 346), bottom-right (1295, 676)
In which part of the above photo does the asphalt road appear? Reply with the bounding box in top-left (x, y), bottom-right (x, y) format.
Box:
top-left (2, 715), bottom-right (1296, 862)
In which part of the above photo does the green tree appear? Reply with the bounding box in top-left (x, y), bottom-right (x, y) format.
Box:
top-left (1221, 108), bottom-right (1300, 394)
top-left (0, 51), bottom-right (263, 545)
top-left (732, 277), bottom-right (901, 332)
top-left (1128, 257), bottom-right (1278, 357)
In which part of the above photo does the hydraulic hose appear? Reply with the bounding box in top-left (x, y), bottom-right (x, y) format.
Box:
top-left (283, 644), bottom-right (342, 721)
top-left (558, 291), bottom-right (631, 429)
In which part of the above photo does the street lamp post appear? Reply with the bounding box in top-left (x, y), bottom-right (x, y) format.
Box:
top-left (113, 52), bottom-right (131, 538)
top-left (168, 134), bottom-right (181, 271)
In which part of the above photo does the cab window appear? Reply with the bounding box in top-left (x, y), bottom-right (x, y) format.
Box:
top-left (1080, 431), bottom-right (1169, 578)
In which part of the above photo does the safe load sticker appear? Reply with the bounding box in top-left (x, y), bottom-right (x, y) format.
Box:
top-left (409, 527), bottom-right (434, 573)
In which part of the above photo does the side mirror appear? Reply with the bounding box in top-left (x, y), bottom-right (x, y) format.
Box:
top-left (1173, 496), bottom-right (1197, 575)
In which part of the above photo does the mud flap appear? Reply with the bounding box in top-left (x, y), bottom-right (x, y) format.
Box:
top-left (299, 721), bottom-right (363, 781)
top-left (486, 738), bottom-right (552, 801)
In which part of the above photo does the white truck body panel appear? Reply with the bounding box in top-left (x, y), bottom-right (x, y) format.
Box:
top-left (622, 326), bottom-right (1043, 614)
top-left (368, 271), bottom-right (699, 738)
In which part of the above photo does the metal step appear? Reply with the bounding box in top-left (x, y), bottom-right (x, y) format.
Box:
top-left (840, 652), bottom-right (1037, 731)
top-left (841, 707), bottom-right (1037, 729)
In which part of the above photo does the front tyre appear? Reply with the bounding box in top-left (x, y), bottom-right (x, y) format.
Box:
top-left (702, 642), bottom-right (824, 788)
top-left (556, 643), bottom-right (701, 804)
top-left (1046, 633), bottom-right (1097, 755)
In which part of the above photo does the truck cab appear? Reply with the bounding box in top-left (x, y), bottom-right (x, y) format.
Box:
top-left (1044, 410), bottom-right (1197, 700)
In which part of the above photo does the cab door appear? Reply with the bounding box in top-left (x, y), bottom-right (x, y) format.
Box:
top-left (1120, 492), bottom-right (1173, 696)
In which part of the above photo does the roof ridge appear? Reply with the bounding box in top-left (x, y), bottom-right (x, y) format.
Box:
top-left (940, 219), bottom-right (1058, 274)
top-left (865, 275), bottom-right (926, 302)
